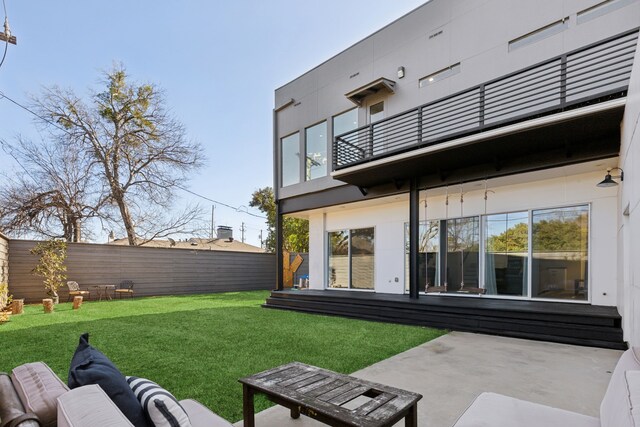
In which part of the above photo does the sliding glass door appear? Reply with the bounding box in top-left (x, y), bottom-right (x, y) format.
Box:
top-left (446, 217), bottom-right (480, 292)
top-left (405, 221), bottom-right (440, 293)
top-left (328, 228), bottom-right (374, 290)
top-left (484, 212), bottom-right (528, 296)
top-left (532, 206), bottom-right (588, 300)
top-left (404, 204), bottom-right (589, 301)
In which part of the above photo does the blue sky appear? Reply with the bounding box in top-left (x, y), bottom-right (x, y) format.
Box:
top-left (0, 0), bottom-right (426, 247)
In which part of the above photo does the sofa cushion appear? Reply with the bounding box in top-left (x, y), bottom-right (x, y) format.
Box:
top-left (179, 399), bottom-right (233, 427)
top-left (11, 362), bottom-right (69, 427)
top-left (57, 384), bottom-right (134, 427)
top-left (627, 371), bottom-right (640, 426)
top-left (452, 392), bottom-right (600, 427)
top-left (600, 348), bottom-right (640, 427)
top-left (0, 373), bottom-right (41, 427)
top-left (127, 376), bottom-right (191, 427)
top-left (67, 333), bottom-right (149, 427)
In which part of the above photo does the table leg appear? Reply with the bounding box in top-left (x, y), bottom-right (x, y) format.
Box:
top-left (243, 384), bottom-right (255, 427)
top-left (290, 406), bottom-right (300, 419)
top-left (405, 403), bottom-right (417, 427)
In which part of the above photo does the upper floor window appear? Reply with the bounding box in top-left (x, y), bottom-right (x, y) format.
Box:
top-left (577, 0), bottom-right (635, 25)
top-left (305, 121), bottom-right (327, 181)
top-left (281, 132), bottom-right (300, 187)
top-left (419, 63), bottom-right (461, 88)
top-left (333, 108), bottom-right (358, 138)
top-left (508, 18), bottom-right (569, 52)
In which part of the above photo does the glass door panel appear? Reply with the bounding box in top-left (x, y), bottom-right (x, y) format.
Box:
top-left (350, 228), bottom-right (374, 290)
top-left (484, 212), bottom-right (529, 296)
top-left (446, 217), bottom-right (480, 292)
top-left (328, 231), bottom-right (349, 289)
top-left (532, 206), bottom-right (588, 300)
top-left (369, 101), bottom-right (386, 156)
top-left (404, 221), bottom-right (440, 293)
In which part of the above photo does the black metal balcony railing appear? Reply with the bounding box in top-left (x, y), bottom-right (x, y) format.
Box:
top-left (333, 29), bottom-right (639, 170)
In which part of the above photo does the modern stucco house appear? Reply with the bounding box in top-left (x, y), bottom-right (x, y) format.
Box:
top-left (265, 0), bottom-right (640, 350)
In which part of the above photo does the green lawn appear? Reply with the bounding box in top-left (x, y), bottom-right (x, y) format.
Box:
top-left (0, 290), bottom-right (445, 422)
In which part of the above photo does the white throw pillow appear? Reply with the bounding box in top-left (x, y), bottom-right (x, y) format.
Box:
top-left (126, 376), bottom-right (192, 427)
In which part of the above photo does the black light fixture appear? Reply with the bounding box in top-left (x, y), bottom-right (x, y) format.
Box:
top-left (597, 167), bottom-right (624, 188)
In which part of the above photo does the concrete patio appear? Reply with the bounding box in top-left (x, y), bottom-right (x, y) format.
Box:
top-left (234, 331), bottom-right (623, 427)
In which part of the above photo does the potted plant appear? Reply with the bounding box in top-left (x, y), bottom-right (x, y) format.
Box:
top-left (31, 240), bottom-right (67, 305)
top-left (0, 282), bottom-right (12, 323)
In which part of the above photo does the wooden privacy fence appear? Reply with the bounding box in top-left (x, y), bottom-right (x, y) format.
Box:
top-left (8, 240), bottom-right (276, 303)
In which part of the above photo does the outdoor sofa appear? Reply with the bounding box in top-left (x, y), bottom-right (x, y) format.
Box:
top-left (0, 333), bottom-right (232, 427)
top-left (452, 346), bottom-right (640, 427)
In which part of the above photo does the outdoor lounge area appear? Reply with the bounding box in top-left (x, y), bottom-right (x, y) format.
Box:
top-left (235, 332), bottom-right (624, 427)
top-left (0, 290), bottom-right (630, 427)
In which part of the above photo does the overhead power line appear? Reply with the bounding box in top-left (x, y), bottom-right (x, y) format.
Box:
top-left (0, 90), bottom-right (73, 135)
top-left (175, 184), bottom-right (266, 219)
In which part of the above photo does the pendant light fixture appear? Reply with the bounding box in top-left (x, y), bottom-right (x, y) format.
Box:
top-left (596, 167), bottom-right (624, 188)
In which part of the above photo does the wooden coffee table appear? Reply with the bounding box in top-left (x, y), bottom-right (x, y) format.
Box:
top-left (239, 362), bottom-right (422, 427)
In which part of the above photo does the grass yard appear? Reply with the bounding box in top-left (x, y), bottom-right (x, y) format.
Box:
top-left (0, 290), bottom-right (446, 422)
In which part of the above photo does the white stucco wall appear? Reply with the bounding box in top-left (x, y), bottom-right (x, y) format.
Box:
top-left (619, 35), bottom-right (640, 345)
top-left (306, 168), bottom-right (618, 304)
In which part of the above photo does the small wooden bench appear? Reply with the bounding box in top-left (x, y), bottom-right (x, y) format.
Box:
top-left (239, 361), bottom-right (422, 427)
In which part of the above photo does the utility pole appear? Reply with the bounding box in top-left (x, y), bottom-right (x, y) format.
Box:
top-left (210, 205), bottom-right (215, 239)
top-left (259, 230), bottom-right (263, 248)
top-left (0, 17), bottom-right (17, 45)
top-left (241, 222), bottom-right (246, 243)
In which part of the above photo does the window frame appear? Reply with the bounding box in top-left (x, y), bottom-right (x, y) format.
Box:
top-left (419, 63), bottom-right (461, 88)
top-left (404, 203), bottom-right (591, 303)
top-left (280, 131), bottom-right (301, 187)
top-left (326, 226), bottom-right (376, 291)
top-left (304, 120), bottom-right (328, 182)
top-left (508, 18), bottom-right (570, 52)
top-left (332, 108), bottom-right (359, 139)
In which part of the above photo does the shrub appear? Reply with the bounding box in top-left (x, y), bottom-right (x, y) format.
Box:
top-left (31, 240), bottom-right (67, 304)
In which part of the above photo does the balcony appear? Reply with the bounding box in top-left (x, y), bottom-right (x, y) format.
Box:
top-left (333, 29), bottom-right (639, 188)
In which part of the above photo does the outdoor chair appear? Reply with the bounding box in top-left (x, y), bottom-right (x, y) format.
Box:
top-left (114, 280), bottom-right (135, 299)
top-left (66, 281), bottom-right (90, 302)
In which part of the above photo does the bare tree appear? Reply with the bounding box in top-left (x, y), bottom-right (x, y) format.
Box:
top-left (0, 136), bottom-right (105, 241)
top-left (30, 65), bottom-right (205, 245)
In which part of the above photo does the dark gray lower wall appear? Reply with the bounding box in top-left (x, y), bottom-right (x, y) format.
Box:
top-left (8, 240), bottom-right (276, 303)
top-left (0, 234), bottom-right (8, 285)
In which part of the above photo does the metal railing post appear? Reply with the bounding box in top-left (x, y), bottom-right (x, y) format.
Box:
top-left (417, 107), bottom-right (423, 145)
top-left (368, 123), bottom-right (374, 158)
top-left (479, 84), bottom-right (485, 129)
top-left (560, 55), bottom-right (567, 109)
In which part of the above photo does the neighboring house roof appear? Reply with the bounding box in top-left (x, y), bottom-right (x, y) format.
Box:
top-left (109, 237), bottom-right (266, 253)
